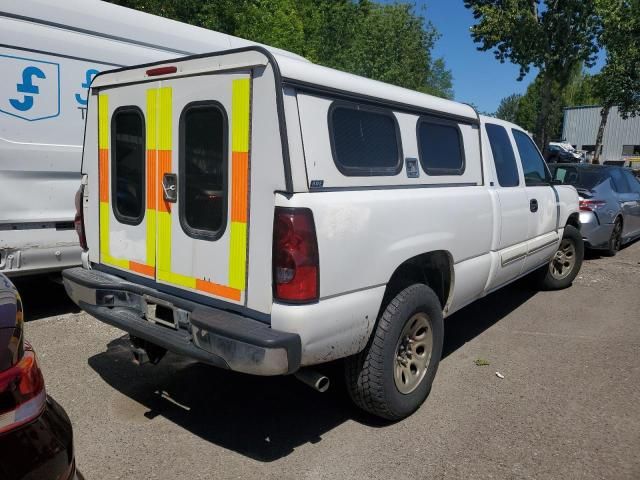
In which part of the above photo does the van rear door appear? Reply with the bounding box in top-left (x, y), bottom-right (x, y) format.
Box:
top-left (97, 72), bottom-right (251, 306)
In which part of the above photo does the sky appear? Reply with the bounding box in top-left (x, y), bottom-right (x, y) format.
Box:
top-left (401, 1), bottom-right (605, 114)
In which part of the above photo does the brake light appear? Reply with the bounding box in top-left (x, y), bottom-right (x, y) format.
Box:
top-left (579, 199), bottom-right (606, 211)
top-left (273, 208), bottom-right (319, 303)
top-left (74, 184), bottom-right (87, 250)
top-left (0, 342), bottom-right (46, 434)
top-left (146, 66), bottom-right (177, 77)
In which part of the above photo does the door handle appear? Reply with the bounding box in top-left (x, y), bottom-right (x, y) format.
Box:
top-left (162, 173), bottom-right (178, 203)
top-left (530, 199), bottom-right (538, 212)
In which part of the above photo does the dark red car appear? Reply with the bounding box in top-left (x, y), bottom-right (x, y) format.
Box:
top-left (0, 273), bottom-right (76, 480)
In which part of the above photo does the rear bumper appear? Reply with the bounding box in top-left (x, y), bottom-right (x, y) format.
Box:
top-left (579, 211), bottom-right (614, 249)
top-left (0, 227), bottom-right (81, 277)
top-left (62, 267), bottom-right (301, 376)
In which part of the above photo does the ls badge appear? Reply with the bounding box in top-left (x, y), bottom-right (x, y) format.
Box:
top-left (0, 54), bottom-right (60, 121)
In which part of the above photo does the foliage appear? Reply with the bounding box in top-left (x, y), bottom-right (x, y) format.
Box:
top-left (494, 93), bottom-right (522, 122)
top-left (564, 71), bottom-right (601, 107)
top-left (593, 0), bottom-right (640, 118)
top-left (508, 69), bottom-right (601, 139)
top-left (107, 0), bottom-right (454, 99)
top-left (464, 0), bottom-right (600, 147)
top-left (464, 0), bottom-right (599, 81)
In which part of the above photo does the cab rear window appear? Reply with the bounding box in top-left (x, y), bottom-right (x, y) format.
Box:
top-left (179, 101), bottom-right (228, 240)
top-left (112, 107), bottom-right (145, 224)
top-left (329, 103), bottom-right (402, 176)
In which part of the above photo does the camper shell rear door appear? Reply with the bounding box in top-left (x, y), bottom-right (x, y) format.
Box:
top-left (95, 69), bottom-right (252, 307)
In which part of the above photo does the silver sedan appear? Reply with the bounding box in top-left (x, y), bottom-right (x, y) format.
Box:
top-left (550, 164), bottom-right (640, 256)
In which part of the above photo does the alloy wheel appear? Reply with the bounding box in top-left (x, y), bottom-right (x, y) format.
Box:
top-left (549, 239), bottom-right (576, 280)
top-left (394, 312), bottom-right (433, 394)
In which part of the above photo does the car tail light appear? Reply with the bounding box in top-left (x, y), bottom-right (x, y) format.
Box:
top-left (273, 207), bottom-right (319, 303)
top-left (579, 199), bottom-right (606, 211)
top-left (74, 184), bottom-right (87, 250)
top-left (0, 342), bottom-right (46, 434)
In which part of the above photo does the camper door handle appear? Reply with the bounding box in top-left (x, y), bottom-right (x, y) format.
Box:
top-left (162, 173), bottom-right (178, 203)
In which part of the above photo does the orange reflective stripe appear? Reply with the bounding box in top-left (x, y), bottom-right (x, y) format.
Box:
top-left (195, 279), bottom-right (241, 301)
top-left (99, 149), bottom-right (109, 202)
top-left (231, 151), bottom-right (249, 223)
top-left (129, 261), bottom-right (155, 277)
top-left (146, 150), bottom-right (157, 210)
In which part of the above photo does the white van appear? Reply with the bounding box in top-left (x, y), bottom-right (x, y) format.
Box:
top-left (0, 0), bottom-right (303, 276)
top-left (63, 48), bottom-right (583, 420)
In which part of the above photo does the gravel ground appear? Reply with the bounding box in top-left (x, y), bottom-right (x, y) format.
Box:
top-left (18, 240), bottom-right (640, 480)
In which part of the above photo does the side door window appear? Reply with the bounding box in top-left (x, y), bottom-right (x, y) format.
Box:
top-left (485, 123), bottom-right (519, 187)
top-left (609, 168), bottom-right (632, 194)
top-left (512, 130), bottom-right (550, 186)
top-left (623, 171), bottom-right (640, 194)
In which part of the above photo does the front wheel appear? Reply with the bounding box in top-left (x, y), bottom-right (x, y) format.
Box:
top-left (344, 284), bottom-right (444, 421)
top-left (537, 224), bottom-right (584, 290)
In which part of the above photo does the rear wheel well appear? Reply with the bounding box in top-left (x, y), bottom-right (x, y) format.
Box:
top-left (567, 212), bottom-right (580, 230)
top-left (382, 251), bottom-right (453, 312)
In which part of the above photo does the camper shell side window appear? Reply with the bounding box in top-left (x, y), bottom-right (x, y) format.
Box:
top-left (417, 116), bottom-right (466, 176)
top-left (328, 102), bottom-right (403, 177)
top-left (178, 100), bottom-right (229, 241)
top-left (111, 106), bottom-right (146, 225)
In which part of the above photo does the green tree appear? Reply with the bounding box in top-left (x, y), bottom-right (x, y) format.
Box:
top-left (107, 0), bottom-right (453, 99)
top-left (494, 93), bottom-right (522, 122)
top-left (591, 0), bottom-right (640, 163)
top-left (464, 0), bottom-right (600, 148)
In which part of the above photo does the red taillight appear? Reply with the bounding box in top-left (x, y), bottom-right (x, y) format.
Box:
top-left (579, 199), bottom-right (606, 211)
top-left (273, 208), bottom-right (319, 303)
top-left (146, 66), bottom-right (177, 77)
top-left (0, 342), bottom-right (46, 434)
top-left (74, 184), bottom-right (87, 250)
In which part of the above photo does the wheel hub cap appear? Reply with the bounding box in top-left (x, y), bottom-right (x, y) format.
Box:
top-left (394, 312), bottom-right (433, 394)
top-left (549, 238), bottom-right (576, 280)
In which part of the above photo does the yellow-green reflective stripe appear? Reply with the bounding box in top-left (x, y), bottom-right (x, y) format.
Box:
top-left (103, 253), bottom-right (129, 270)
top-left (158, 87), bottom-right (172, 150)
top-left (157, 210), bottom-right (171, 272)
top-left (157, 270), bottom-right (196, 289)
top-left (146, 209), bottom-right (156, 267)
top-left (228, 221), bottom-right (247, 290)
top-left (232, 79), bottom-right (250, 153)
top-left (99, 202), bottom-right (109, 258)
top-left (146, 89), bottom-right (157, 150)
top-left (98, 95), bottom-right (109, 149)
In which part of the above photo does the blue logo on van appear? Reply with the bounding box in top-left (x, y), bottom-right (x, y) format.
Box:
top-left (75, 69), bottom-right (100, 106)
top-left (0, 54), bottom-right (60, 121)
top-left (9, 66), bottom-right (47, 111)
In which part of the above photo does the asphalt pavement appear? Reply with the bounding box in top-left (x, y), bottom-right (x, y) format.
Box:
top-left (19, 240), bottom-right (640, 479)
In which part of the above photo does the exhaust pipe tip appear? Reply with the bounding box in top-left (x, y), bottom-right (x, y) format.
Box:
top-left (295, 369), bottom-right (330, 393)
top-left (132, 347), bottom-right (149, 366)
top-left (315, 376), bottom-right (330, 393)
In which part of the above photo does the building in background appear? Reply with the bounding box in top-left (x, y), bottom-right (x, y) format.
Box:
top-left (562, 106), bottom-right (640, 162)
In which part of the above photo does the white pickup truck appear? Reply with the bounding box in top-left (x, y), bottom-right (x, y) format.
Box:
top-left (62, 47), bottom-right (583, 420)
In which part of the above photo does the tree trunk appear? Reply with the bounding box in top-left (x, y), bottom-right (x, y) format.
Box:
top-left (535, 74), bottom-right (552, 150)
top-left (593, 106), bottom-right (610, 164)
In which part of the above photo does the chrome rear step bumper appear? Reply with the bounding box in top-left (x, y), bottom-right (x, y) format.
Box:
top-left (62, 267), bottom-right (301, 375)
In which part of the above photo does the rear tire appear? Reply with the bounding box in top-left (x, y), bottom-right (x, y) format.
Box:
top-left (603, 218), bottom-right (622, 257)
top-left (344, 284), bottom-right (444, 421)
top-left (537, 224), bottom-right (584, 290)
